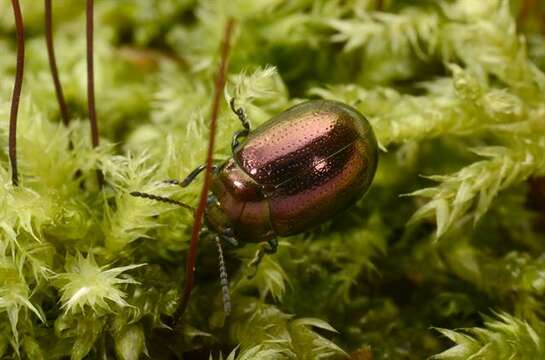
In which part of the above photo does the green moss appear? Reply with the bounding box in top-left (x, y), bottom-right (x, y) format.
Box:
top-left (1, 0), bottom-right (545, 358)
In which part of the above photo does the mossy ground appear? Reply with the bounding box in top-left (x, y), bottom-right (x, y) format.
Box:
top-left (1, 0), bottom-right (545, 359)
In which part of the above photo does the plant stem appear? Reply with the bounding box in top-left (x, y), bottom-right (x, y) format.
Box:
top-left (9, 0), bottom-right (24, 187)
top-left (176, 18), bottom-right (236, 321)
top-left (45, 0), bottom-right (70, 127)
top-left (86, 0), bottom-right (103, 187)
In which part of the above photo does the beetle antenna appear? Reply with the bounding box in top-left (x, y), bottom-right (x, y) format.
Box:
top-left (9, 0), bottom-right (24, 187)
top-left (214, 236), bottom-right (231, 316)
top-left (174, 18), bottom-right (236, 323)
top-left (86, 0), bottom-right (104, 187)
top-left (45, 0), bottom-right (69, 126)
top-left (130, 191), bottom-right (194, 212)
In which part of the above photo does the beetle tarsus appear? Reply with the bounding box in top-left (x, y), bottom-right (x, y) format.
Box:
top-left (229, 98), bottom-right (250, 152)
top-left (265, 238), bottom-right (278, 254)
top-left (229, 97), bottom-right (250, 130)
top-left (247, 238), bottom-right (278, 278)
top-left (231, 129), bottom-right (250, 153)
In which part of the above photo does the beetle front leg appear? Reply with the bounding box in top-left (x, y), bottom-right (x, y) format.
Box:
top-left (229, 98), bottom-right (250, 153)
top-left (247, 238), bottom-right (278, 278)
top-left (163, 164), bottom-right (218, 187)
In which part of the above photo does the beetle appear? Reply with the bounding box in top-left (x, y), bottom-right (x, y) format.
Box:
top-left (132, 96), bottom-right (378, 318)
top-left (208, 98), bottom-right (378, 256)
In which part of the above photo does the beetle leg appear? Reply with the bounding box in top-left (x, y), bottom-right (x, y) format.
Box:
top-left (221, 232), bottom-right (239, 247)
top-left (231, 129), bottom-right (249, 152)
top-left (229, 98), bottom-right (250, 152)
top-left (230, 97), bottom-right (250, 130)
top-left (265, 238), bottom-right (278, 254)
top-left (163, 164), bottom-right (218, 187)
top-left (247, 238), bottom-right (278, 278)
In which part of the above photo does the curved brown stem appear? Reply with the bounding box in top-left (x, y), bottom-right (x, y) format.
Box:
top-left (86, 0), bottom-right (103, 186)
top-left (45, 0), bottom-right (69, 126)
top-left (9, 0), bottom-right (25, 187)
top-left (174, 18), bottom-right (236, 322)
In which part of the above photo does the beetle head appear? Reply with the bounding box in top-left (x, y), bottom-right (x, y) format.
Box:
top-left (205, 194), bottom-right (237, 239)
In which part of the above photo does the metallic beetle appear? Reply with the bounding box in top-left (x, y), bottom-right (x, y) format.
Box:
top-left (207, 99), bottom-right (378, 251)
top-left (131, 98), bottom-right (378, 316)
top-left (135, 99), bottom-right (378, 252)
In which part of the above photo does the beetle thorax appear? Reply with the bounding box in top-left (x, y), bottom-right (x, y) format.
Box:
top-left (207, 159), bottom-right (274, 243)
